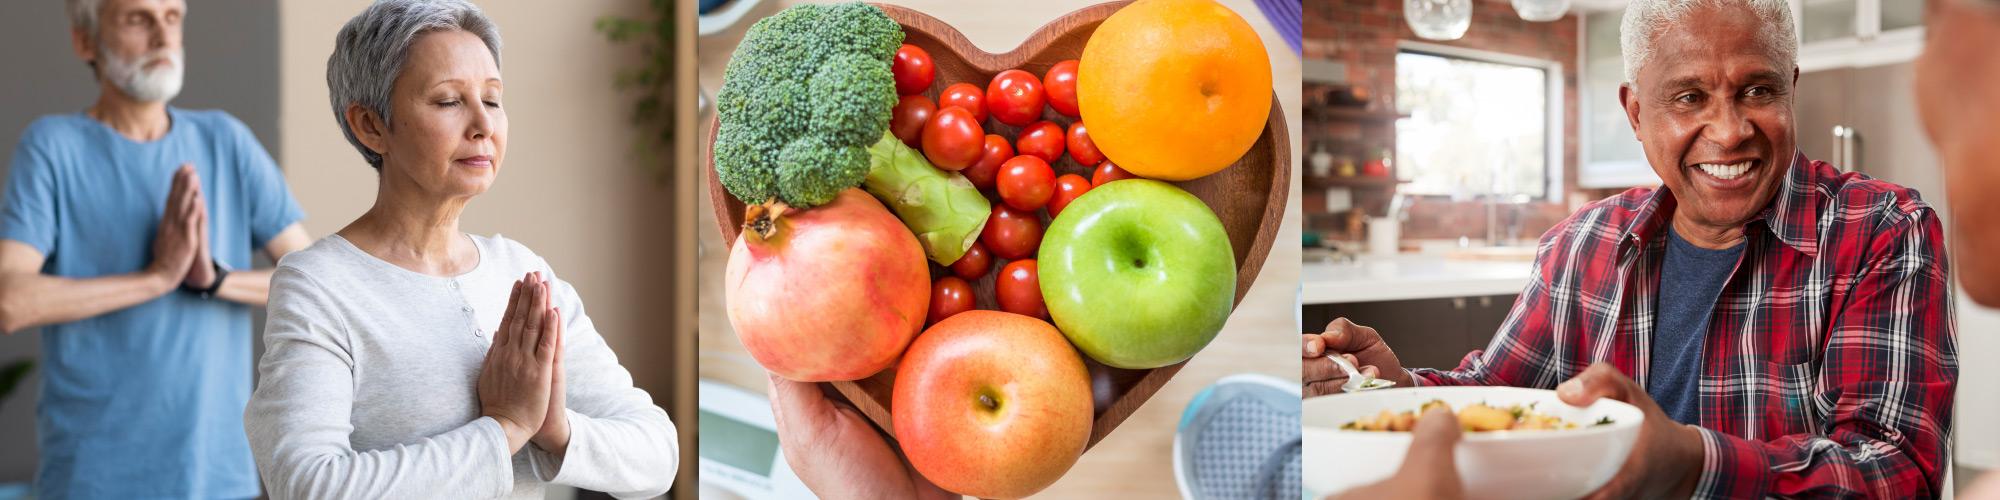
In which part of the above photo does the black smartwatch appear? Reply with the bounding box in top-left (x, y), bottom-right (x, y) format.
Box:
top-left (183, 260), bottom-right (230, 299)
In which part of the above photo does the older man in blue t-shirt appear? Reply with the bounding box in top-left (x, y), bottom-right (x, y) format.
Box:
top-left (0, 0), bottom-right (312, 497)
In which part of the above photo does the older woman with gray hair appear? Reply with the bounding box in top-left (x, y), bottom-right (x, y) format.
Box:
top-left (243, 1), bottom-right (676, 498)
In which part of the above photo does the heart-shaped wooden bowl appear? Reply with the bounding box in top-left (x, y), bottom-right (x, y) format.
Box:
top-left (705, 1), bottom-right (1290, 450)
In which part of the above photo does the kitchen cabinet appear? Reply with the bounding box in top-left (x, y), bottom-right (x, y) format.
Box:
top-left (1302, 294), bottom-right (1517, 372)
top-left (1793, 0), bottom-right (1926, 72)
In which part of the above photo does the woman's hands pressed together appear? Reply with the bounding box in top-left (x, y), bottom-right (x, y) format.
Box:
top-left (478, 272), bottom-right (566, 454)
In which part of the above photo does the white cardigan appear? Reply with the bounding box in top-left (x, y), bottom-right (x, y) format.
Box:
top-left (246, 234), bottom-right (676, 499)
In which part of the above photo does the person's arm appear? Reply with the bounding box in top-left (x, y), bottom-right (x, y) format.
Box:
top-left (210, 223), bottom-right (311, 306)
top-left (1407, 216), bottom-right (1579, 388)
top-left (1691, 212), bottom-right (1955, 498)
top-left (0, 240), bottom-right (179, 334)
top-left (521, 269), bottom-right (678, 498)
top-left (0, 165), bottom-right (204, 334)
top-left (246, 266), bottom-right (548, 499)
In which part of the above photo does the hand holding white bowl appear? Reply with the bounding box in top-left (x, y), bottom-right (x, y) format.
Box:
top-left (1558, 363), bottom-right (1706, 500)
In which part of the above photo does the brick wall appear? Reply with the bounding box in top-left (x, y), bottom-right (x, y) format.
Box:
top-left (1303, 0), bottom-right (1601, 243)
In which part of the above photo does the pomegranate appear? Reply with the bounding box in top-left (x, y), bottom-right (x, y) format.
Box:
top-left (725, 188), bottom-right (930, 382)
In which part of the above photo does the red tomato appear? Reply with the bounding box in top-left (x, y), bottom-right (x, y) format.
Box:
top-left (890, 95), bottom-right (935, 148)
top-left (949, 240), bottom-right (992, 281)
top-left (997, 155), bottom-right (1056, 211)
top-left (1015, 121), bottom-right (1066, 164)
top-left (981, 205), bottom-right (1043, 260)
top-left (1092, 160), bottom-right (1139, 186)
top-left (922, 107), bottom-right (984, 170)
top-left (996, 260), bottom-right (1046, 319)
top-left (1044, 59), bottom-right (1081, 118)
top-left (928, 276), bottom-right (976, 325)
top-left (962, 134), bottom-right (1011, 190)
top-left (892, 44), bottom-right (935, 95)
top-left (939, 83), bottom-right (987, 123)
top-left (1049, 174), bottom-right (1092, 218)
top-left (1066, 121), bottom-right (1105, 166)
top-left (986, 69), bottom-right (1046, 127)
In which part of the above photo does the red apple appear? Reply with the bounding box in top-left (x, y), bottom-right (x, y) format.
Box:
top-left (894, 310), bottom-right (1093, 498)
top-left (725, 189), bottom-right (930, 382)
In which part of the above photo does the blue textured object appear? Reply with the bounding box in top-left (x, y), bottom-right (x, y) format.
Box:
top-left (699, 0), bottom-right (730, 15)
top-left (1255, 0), bottom-right (1302, 55)
top-left (1176, 375), bottom-right (1302, 500)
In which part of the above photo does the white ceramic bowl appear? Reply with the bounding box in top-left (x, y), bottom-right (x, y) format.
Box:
top-left (1301, 386), bottom-right (1644, 500)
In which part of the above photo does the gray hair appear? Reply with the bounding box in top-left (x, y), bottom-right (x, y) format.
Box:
top-left (328, 0), bottom-right (502, 169)
top-left (65, 0), bottom-right (106, 40)
top-left (1620, 0), bottom-right (1797, 84)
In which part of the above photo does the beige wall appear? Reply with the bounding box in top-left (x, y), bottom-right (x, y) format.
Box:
top-left (278, 0), bottom-right (693, 491)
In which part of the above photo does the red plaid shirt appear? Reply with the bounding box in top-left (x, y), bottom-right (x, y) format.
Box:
top-left (1412, 152), bottom-right (1956, 498)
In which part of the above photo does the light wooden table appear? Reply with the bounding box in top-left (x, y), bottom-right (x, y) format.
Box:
top-left (694, 1), bottom-right (1303, 497)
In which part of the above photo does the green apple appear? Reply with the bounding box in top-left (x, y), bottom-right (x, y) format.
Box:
top-left (1038, 179), bottom-right (1235, 369)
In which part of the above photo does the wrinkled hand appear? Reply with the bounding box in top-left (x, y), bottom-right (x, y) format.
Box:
top-left (1303, 318), bottom-right (1410, 397)
top-left (532, 294), bottom-right (569, 458)
top-left (767, 375), bottom-right (954, 500)
top-left (1559, 363), bottom-right (1704, 500)
top-left (148, 165), bottom-right (203, 289)
top-left (180, 165), bottom-right (215, 290)
top-left (1333, 407), bottom-right (1465, 500)
top-left (478, 272), bottom-right (558, 453)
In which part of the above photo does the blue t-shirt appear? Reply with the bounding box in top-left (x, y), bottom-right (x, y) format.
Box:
top-left (1, 108), bottom-right (304, 498)
top-left (1646, 227), bottom-right (1744, 425)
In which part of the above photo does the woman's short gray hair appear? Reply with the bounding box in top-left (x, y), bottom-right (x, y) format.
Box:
top-left (328, 0), bottom-right (501, 169)
top-left (1620, 0), bottom-right (1796, 84)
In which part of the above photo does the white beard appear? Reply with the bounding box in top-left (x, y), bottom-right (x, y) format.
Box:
top-left (100, 47), bottom-right (183, 103)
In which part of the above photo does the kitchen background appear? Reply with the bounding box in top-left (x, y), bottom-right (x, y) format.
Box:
top-left (0, 0), bottom-right (700, 496)
top-left (691, 0), bottom-right (1303, 497)
top-left (1301, 0), bottom-right (2000, 494)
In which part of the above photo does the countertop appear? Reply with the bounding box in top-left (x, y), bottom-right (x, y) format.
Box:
top-left (1300, 249), bottom-right (1534, 304)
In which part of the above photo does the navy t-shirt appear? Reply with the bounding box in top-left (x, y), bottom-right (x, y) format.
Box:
top-left (1647, 227), bottom-right (1744, 424)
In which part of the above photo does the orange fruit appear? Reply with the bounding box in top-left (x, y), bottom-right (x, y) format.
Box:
top-left (1077, 0), bottom-right (1272, 181)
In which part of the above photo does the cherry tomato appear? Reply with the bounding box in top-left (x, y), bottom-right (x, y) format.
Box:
top-left (890, 95), bottom-right (936, 148)
top-left (1092, 160), bottom-right (1139, 186)
top-left (1066, 121), bottom-right (1106, 166)
top-left (939, 83), bottom-right (987, 123)
top-left (1049, 174), bottom-right (1092, 218)
top-left (981, 205), bottom-right (1043, 260)
top-left (996, 260), bottom-right (1046, 319)
top-left (922, 107), bottom-right (984, 170)
top-left (963, 134), bottom-right (1011, 190)
top-left (1015, 121), bottom-right (1066, 164)
top-left (986, 69), bottom-right (1046, 127)
top-left (949, 240), bottom-right (993, 281)
top-left (997, 155), bottom-right (1056, 211)
top-left (928, 276), bottom-right (976, 325)
top-left (1044, 59), bottom-right (1081, 118)
top-left (892, 44), bottom-right (935, 95)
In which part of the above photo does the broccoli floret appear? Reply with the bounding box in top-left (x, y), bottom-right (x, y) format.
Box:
top-left (777, 136), bottom-right (870, 207)
top-left (713, 2), bottom-right (903, 208)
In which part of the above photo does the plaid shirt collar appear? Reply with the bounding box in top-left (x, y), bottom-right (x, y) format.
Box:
top-left (1621, 151), bottom-right (1820, 256)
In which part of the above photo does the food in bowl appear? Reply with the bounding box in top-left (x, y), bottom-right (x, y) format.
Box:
top-left (1340, 399), bottom-right (1613, 432)
top-left (1301, 387), bottom-right (1645, 500)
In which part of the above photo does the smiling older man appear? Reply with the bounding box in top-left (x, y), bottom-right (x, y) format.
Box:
top-left (1308, 0), bottom-right (1956, 497)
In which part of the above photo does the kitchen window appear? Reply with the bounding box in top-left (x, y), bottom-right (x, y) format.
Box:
top-left (1395, 45), bottom-right (1562, 201)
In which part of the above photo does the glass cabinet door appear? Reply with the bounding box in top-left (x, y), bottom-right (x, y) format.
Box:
top-left (1800, 0), bottom-right (1860, 44)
